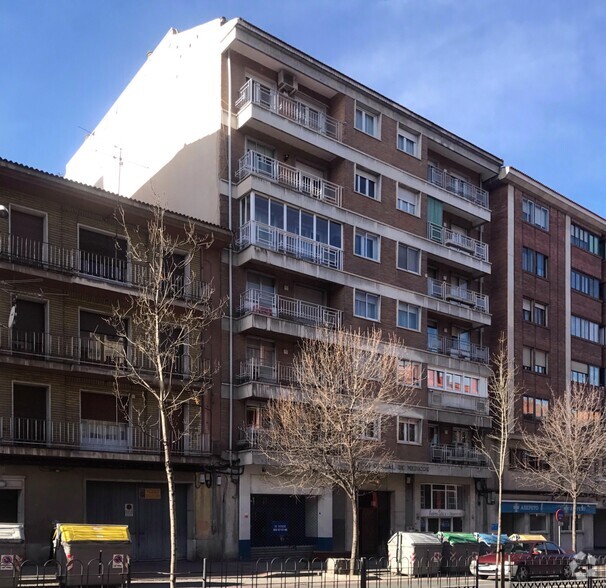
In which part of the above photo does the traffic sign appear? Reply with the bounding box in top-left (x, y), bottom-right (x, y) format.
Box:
top-left (555, 509), bottom-right (565, 523)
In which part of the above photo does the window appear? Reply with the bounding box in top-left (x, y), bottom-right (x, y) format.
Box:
top-left (361, 420), bottom-right (380, 440)
top-left (523, 298), bottom-right (547, 326)
top-left (355, 168), bottom-right (379, 199)
top-left (522, 247), bottom-right (548, 278)
top-left (79, 227), bottom-right (128, 282)
top-left (529, 514), bottom-right (548, 533)
top-left (522, 198), bottom-right (549, 230)
top-left (562, 515), bottom-right (583, 532)
top-left (398, 360), bottom-right (422, 387)
top-left (354, 290), bottom-right (380, 321)
top-left (523, 347), bottom-right (548, 375)
top-left (397, 243), bottom-right (420, 274)
top-left (427, 369), bottom-right (482, 395)
top-left (397, 128), bottom-right (418, 157)
top-left (397, 302), bottom-right (420, 331)
top-left (355, 105), bottom-right (378, 137)
top-left (397, 417), bottom-right (421, 444)
top-left (397, 186), bottom-right (420, 216)
top-left (523, 395), bottom-right (549, 420)
top-left (354, 229), bottom-right (380, 261)
top-left (571, 361), bottom-right (601, 386)
top-left (571, 223), bottom-right (602, 255)
top-left (571, 269), bottom-right (600, 299)
top-left (571, 316), bottom-right (602, 343)
top-left (420, 484), bottom-right (460, 510)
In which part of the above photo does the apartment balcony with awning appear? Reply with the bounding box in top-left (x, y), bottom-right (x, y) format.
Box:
top-left (236, 151), bottom-right (342, 207)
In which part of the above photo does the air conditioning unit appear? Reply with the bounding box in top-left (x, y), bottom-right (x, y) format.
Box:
top-left (278, 70), bottom-right (298, 95)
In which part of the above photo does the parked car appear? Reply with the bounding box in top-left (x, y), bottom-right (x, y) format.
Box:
top-left (469, 536), bottom-right (573, 581)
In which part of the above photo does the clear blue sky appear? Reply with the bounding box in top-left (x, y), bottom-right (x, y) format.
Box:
top-left (2, 0), bottom-right (605, 216)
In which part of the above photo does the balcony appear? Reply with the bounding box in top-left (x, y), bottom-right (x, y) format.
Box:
top-left (427, 223), bottom-right (488, 262)
top-left (239, 289), bottom-right (342, 328)
top-left (0, 330), bottom-right (208, 376)
top-left (427, 278), bottom-right (489, 313)
top-left (237, 151), bottom-right (342, 207)
top-left (430, 443), bottom-right (487, 466)
top-left (0, 233), bottom-right (209, 301)
top-left (236, 359), bottom-right (295, 385)
top-left (428, 389), bottom-right (489, 415)
top-left (237, 425), bottom-right (267, 450)
top-left (0, 416), bottom-right (210, 455)
top-left (236, 221), bottom-right (343, 270)
top-left (427, 166), bottom-right (489, 209)
top-left (427, 333), bottom-right (489, 364)
top-left (236, 80), bottom-right (343, 142)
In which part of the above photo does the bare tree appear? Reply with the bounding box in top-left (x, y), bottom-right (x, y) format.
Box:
top-left (108, 206), bottom-right (223, 588)
top-left (256, 327), bottom-right (415, 572)
top-left (519, 382), bottom-right (606, 552)
top-left (475, 334), bottom-right (520, 587)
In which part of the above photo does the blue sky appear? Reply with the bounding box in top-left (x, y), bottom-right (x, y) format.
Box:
top-left (2, 0), bottom-right (605, 216)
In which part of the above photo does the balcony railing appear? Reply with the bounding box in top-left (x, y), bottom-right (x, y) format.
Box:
top-left (0, 416), bottom-right (210, 455)
top-left (236, 359), bottom-right (295, 385)
top-left (239, 289), bottom-right (342, 328)
top-left (428, 389), bottom-right (490, 415)
top-left (427, 333), bottom-right (489, 364)
top-left (427, 278), bottom-right (489, 313)
top-left (427, 223), bottom-right (488, 262)
top-left (0, 233), bottom-right (209, 301)
top-left (430, 443), bottom-right (487, 466)
top-left (236, 79), bottom-right (343, 142)
top-left (237, 151), bottom-right (342, 207)
top-left (236, 221), bottom-right (343, 270)
top-left (237, 425), bottom-right (267, 449)
top-left (427, 166), bottom-right (489, 209)
top-left (0, 329), bottom-right (209, 376)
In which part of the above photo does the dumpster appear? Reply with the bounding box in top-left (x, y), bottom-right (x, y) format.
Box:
top-left (0, 524), bottom-right (24, 588)
top-left (437, 532), bottom-right (479, 574)
top-left (52, 524), bottom-right (131, 587)
top-left (388, 532), bottom-right (442, 576)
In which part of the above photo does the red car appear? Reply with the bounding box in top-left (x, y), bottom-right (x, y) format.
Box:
top-left (470, 539), bottom-right (573, 581)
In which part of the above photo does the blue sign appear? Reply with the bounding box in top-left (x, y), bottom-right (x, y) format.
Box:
top-left (501, 502), bottom-right (596, 515)
top-left (491, 523), bottom-right (498, 532)
top-left (272, 522), bottom-right (288, 534)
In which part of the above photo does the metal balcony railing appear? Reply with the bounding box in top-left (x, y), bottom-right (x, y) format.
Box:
top-left (236, 359), bottom-right (295, 385)
top-left (239, 289), bottom-right (342, 328)
top-left (430, 442), bottom-right (487, 466)
top-left (427, 223), bottom-right (489, 262)
top-left (427, 333), bottom-right (490, 364)
top-left (428, 389), bottom-right (490, 415)
top-left (236, 79), bottom-right (343, 142)
top-left (427, 278), bottom-right (489, 313)
top-left (0, 233), bottom-right (210, 302)
top-left (236, 221), bottom-right (343, 270)
top-left (237, 425), bottom-right (268, 449)
top-left (0, 416), bottom-right (210, 455)
top-left (427, 166), bottom-right (489, 209)
top-left (237, 151), bottom-right (342, 207)
top-left (0, 329), bottom-right (209, 376)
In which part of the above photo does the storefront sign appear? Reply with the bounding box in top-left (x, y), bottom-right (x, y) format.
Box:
top-left (501, 501), bottom-right (596, 514)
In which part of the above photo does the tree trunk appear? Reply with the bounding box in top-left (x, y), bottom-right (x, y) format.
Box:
top-left (497, 473), bottom-right (504, 588)
top-left (160, 405), bottom-right (177, 588)
top-left (349, 490), bottom-right (359, 576)
top-left (571, 496), bottom-right (577, 553)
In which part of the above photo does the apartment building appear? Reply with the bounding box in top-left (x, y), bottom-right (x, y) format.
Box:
top-left (487, 168), bottom-right (605, 552)
top-left (0, 159), bottom-right (231, 561)
top-left (66, 17), bottom-right (503, 559)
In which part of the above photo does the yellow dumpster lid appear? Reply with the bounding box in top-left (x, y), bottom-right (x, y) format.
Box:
top-left (509, 534), bottom-right (546, 542)
top-left (57, 524), bottom-right (130, 543)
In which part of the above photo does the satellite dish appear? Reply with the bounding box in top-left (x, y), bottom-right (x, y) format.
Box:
top-left (8, 305), bottom-right (16, 329)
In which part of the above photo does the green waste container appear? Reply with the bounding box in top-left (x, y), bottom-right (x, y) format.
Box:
top-left (437, 532), bottom-right (479, 574)
top-left (52, 523), bottom-right (131, 587)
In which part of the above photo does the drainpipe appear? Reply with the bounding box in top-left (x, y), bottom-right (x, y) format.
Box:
top-left (227, 49), bottom-right (234, 460)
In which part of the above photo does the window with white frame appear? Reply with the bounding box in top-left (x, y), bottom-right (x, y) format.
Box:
top-left (397, 302), bottom-right (420, 331)
top-left (354, 229), bottom-right (380, 261)
top-left (571, 315), bottom-right (603, 343)
top-left (355, 105), bottom-right (379, 137)
top-left (398, 360), bottom-right (422, 387)
top-left (571, 269), bottom-right (601, 299)
top-left (361, 419), bottom-right (380, 440)
top-left (571, 361), bottom-right (601, 386)
top-left (427, 368), bottom-right (482, 395)
top-left (420, 484), bottom-right (460, 510)
top-left (397, 243), bottom-right (420, 274)
top-left (397, 417), bottom-right (421, 444)
top-left (522, 198), bottom-right (549, 230)
top-left (397, 128), bottom-right (418, 157)
top-left (355, 168), bottom-right (379, 199)
top-left (523, 298), bottom-right (548, 326)
top-left (354, 290), bottom-right (380, 321)
top-left (397, 185), bottom-right (420, 216)
top-left (523, 347), bottom-right (548, 374)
